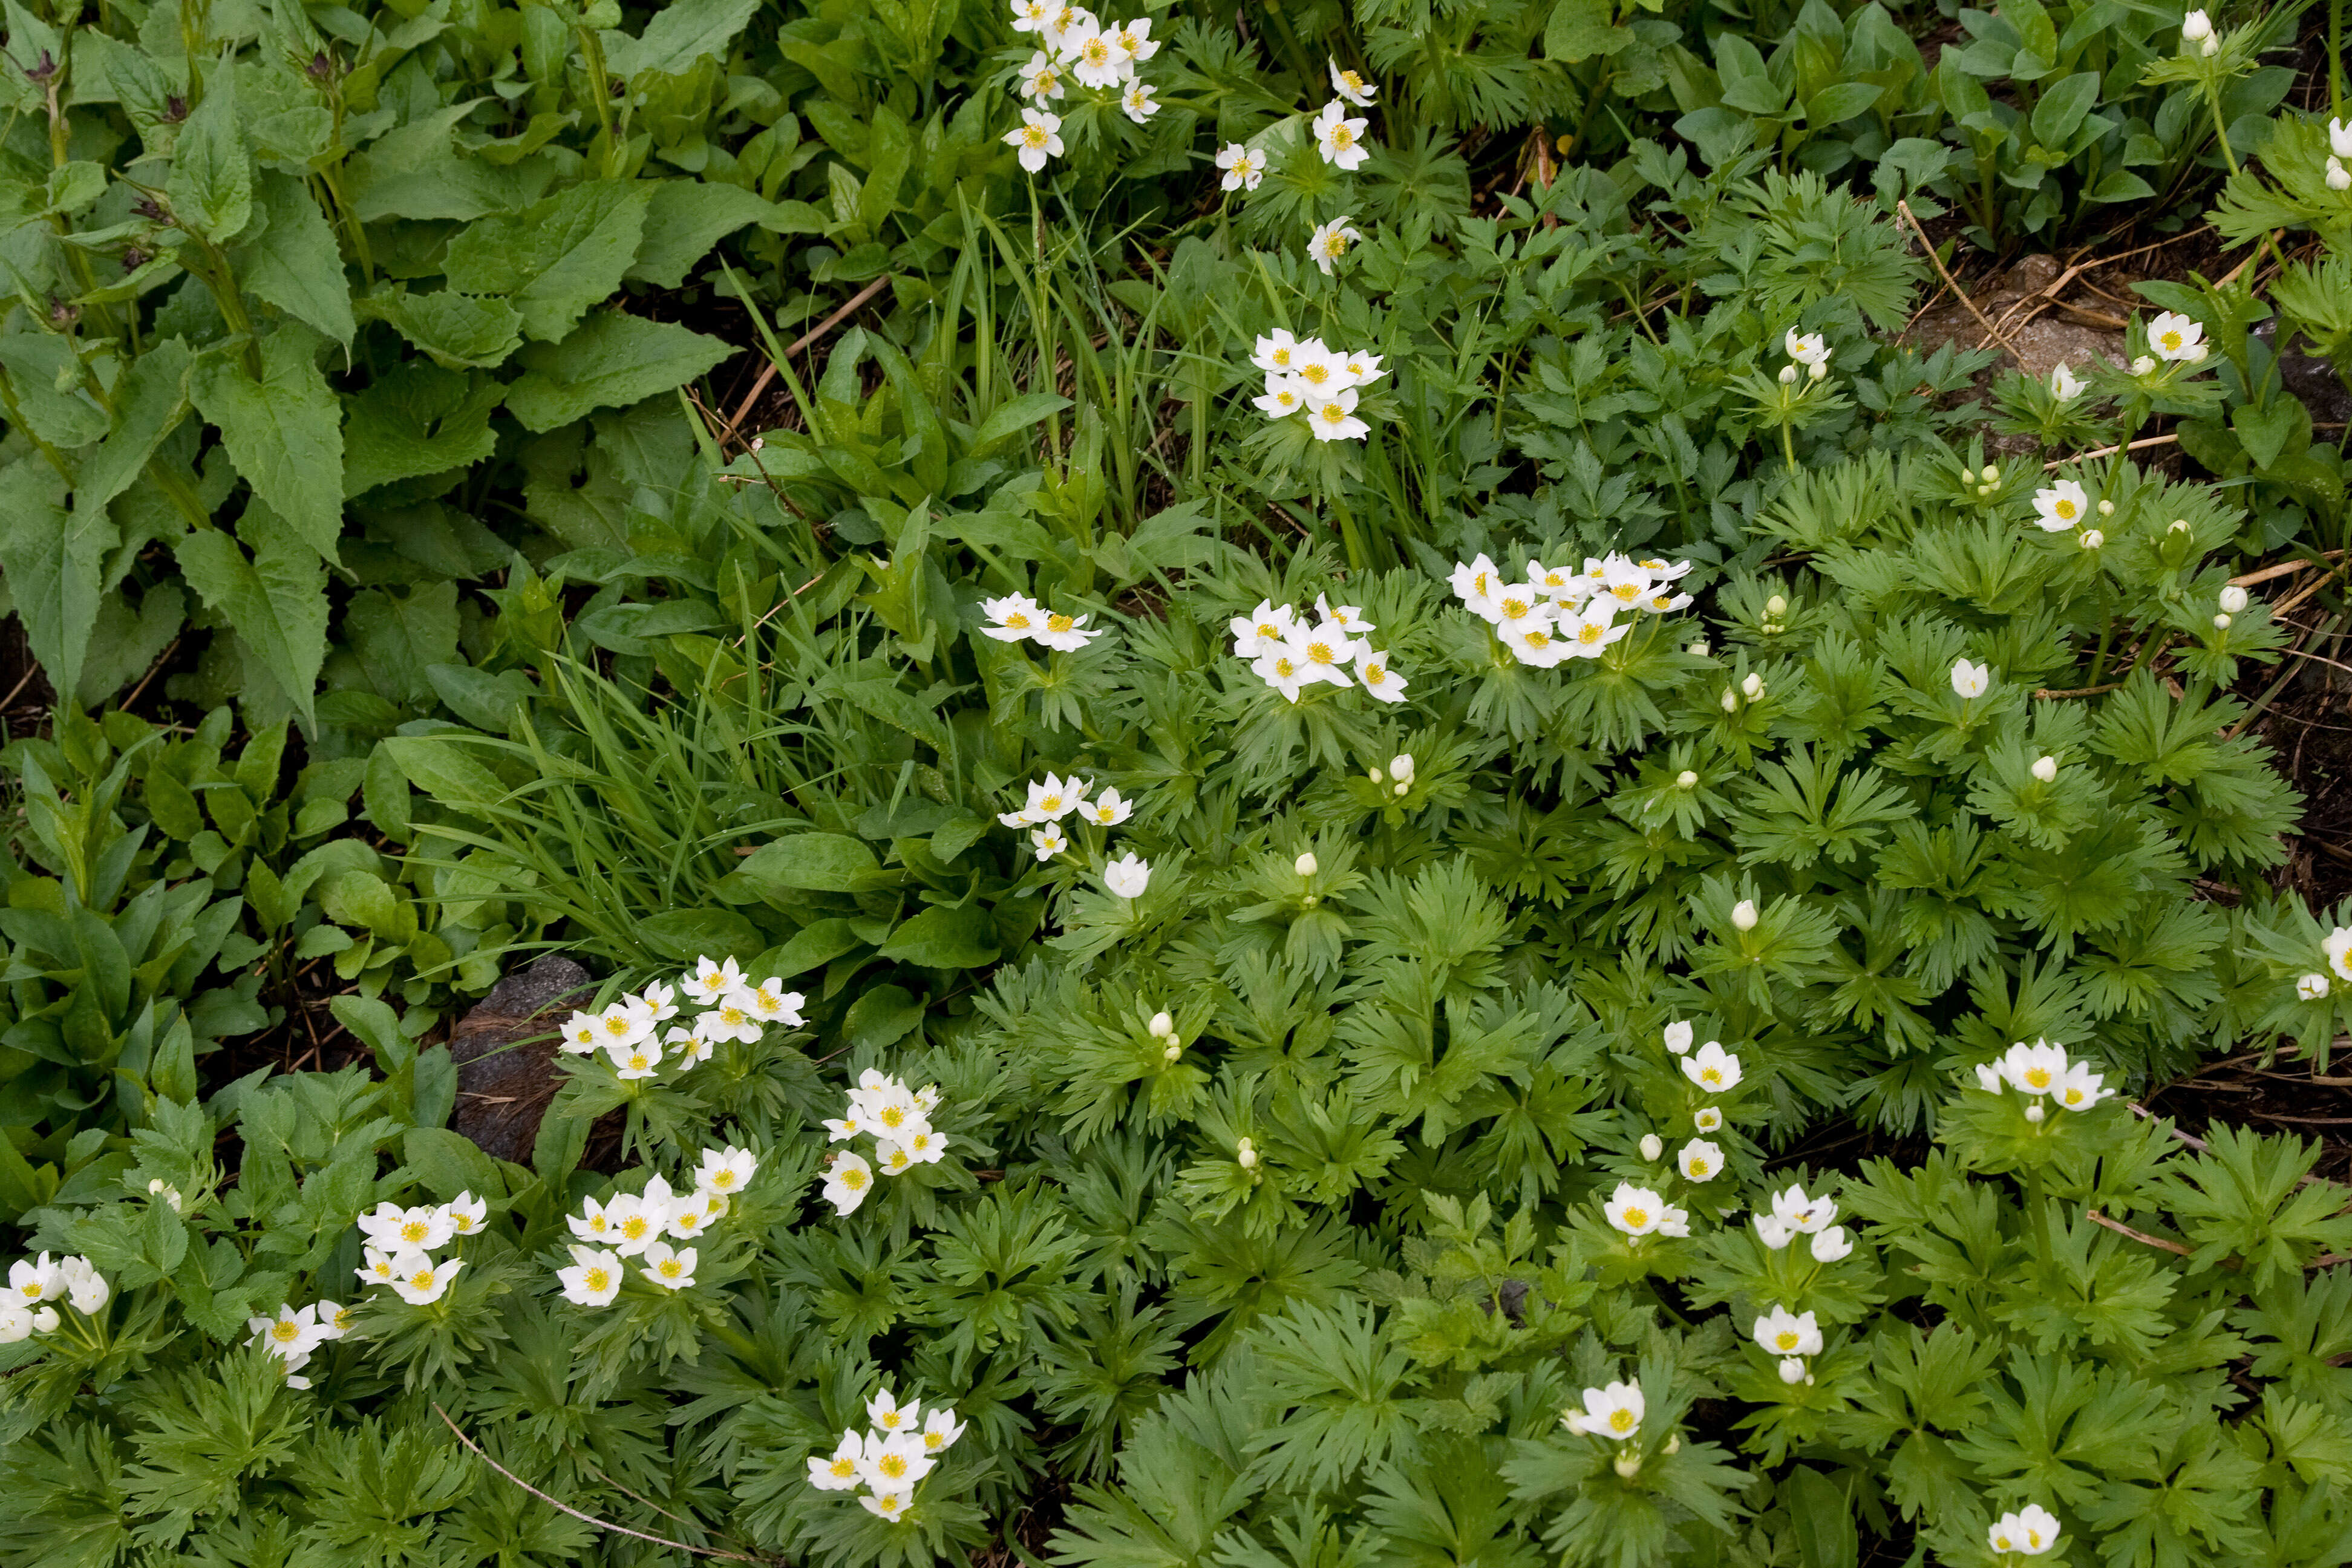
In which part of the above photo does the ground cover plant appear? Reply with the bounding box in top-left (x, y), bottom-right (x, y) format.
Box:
top-left (5, 0), bottom-right (2352, 1564)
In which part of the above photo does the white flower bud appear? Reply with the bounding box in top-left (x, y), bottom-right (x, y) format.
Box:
top-left (2330, 159), bottom-right (2352, 192)
top-left (1808, 360), bottom-right (1826, 380)
top-left (1676, 769), bottom-right (1698, 788)
top-left (1368, 767), bottom-right (1383, 783)
top-left (2096, 499), bottom-right (2114, 517)
top-left (1148, 1011), bottom-right (1174, 1038)
top-left (1390, 754), bottom-right (1414, 786)
top-left (1694, 1106), bottom-right (1723, 1132)
top-left (1236, 1137), bottom-right (1258, 1168)
top-left (2200, 34), bottom-right (2217, 54)
top-left (1741, 673), bottom-right (1766, 701)
top-left (2169, 518), bottom-right (2190, 534)
top-left (2213, 613), bottom-right (2232, 630)
top-left (1687, 639), bottom-right (1710, 657)
top-left (1613, 1451), bottom-right (1644, 1477)
top-left (1163, 1042), bottom-right (1182, 1061)
top-left (1778, 364), bottom-right (1798, 384)
top-left (2031, 755), bottom-right (2057, 783)
top-left (2132, 354), bottom-right (2156, 376)
top-left (1976, 484), bottom-right (1994, 498)
top-left (2025, 1102), bottom-right (2046, 1123)
top-left (2299, 973), bottom-right (2331, 1001)
top-left (1779, 1357), bottom-right (1806, 1385)
top-left (2219, 585), bottom-right (2249, 613)
top-left (1663, 1434), bottom-right (1681, 1455)
top-left (1981, 465), bottom-right (2000, 484)
top-left (1722, 688), bottom-right (1739, 713)
top-left (1764, 595), bottom-right (1788, 618)
top-left (1294, 851), bottom-right (1318, 877)
top-left (2081, 529), bottom-right (2104, 549)
top-left (1731, 900), bottom-right (1759, 932)
top-left (1393, 782), bottom-right (1408, 796)
top-left (1639, 1134), bottom-right (1664, 1162)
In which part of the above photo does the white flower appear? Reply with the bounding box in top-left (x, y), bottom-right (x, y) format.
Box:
top-left (695, 995), bottom-right (763, 1045)
top-left (1682, 1041), bottom-right (1743, 1093)
top-left (248, 1303), bottom-right (327, 1359)
top-left (559, 1246), bottom-right (623, 1306)
top-left (2333, 118), bottom-right (2352, 158)
top-left (1031, 823), bottom-right (1070, 861)
top-left (1451, 554), bottom-right (1504, 610)
top-left (1107, 16), bottom-right (1158, 62)
top-left (2049, 362), bottom-right (2085, 400)
top-left (444, 1192), bottom-right (487, 1237)
top-left (8, 1253), bottom-right (63, 1305)
top-left (2327, 926), bottom-right (2352, 984)
top-left (1753, 1304), bottom-right (1823, 1357)
top-left (1562, 1380), bottom-right (1645, 1439)
top-left (1016, 50), bottom-right (1065, 102)
top-left (387, 1250), bottom-right (462, 1305)
top-left (2147, 310), bottom-right (2204, 362)
top-left (1293, 618), bottom-right (1359, 685)
top-left (1215, 142), bottom-right (1265, 192)
top-left (1148, 1010), bottom-right (1174, 1038)
top-left (855, 1080), bottom-right (933, 1144)
top-left (1119, 79), bottom-right (1159, 122)
top-left (1253, 644), bottom-right (1315, 702)
top-left (639, 1241), bottom-right (697, 1290)
top-left (738, 979), bottom-right (806, 1027)
top-left (1067, 25), bottom-right (1126, 88)
top-left (595, 998), bottom-right (655, 1051)
top-left (1602, 1180), bottom-right (1687, 1238)
top-left (2031, 479), bottom-right (2089, 532)
top-left (1312, 101), bottom-right (1371, 169)
top-left (146, 1178), bottom-right (184, 1211)
top-left (869, 1386), bottom-right (923, 1435)
top-left (1809, 1226), bottom-right (1854, 1263)
top-left (696, 1145), bottom-right (759, 1197)
top-left (315, 1299), bottom-right (356, 1339)
top-left (605, 1194), bottom-right (666, 1256)
top-left (1951, 658), bottom-right (1991, 699)
top-left (356, 1247), bottom-right (399, 1287)
top-left (859, 1431), bottom-right (938, 1492)
top-left (860, 1490), bottom-right (913, 1523)
top-left (1677, 1139), bottom-right (1723, 1182)
top-left (1004, 108), bottom-right (1064, 172)
top-left (607, 1036), bottom-right (663, 1080)
top-left (2219, 584), bottom-right (2249, 614)
top-left (1730, 900), bottom-right (1759, 932)
top-left (1021, 773), bottom-right (1088, 822)
top-left (1034, 609), bottom-right (1105, 652)
top-left (921, 1406), bottom-right (969, 1453)
top-left (1389, 753), bottom-right (1415, 786)
top-left (1639, 1133), bottom-right (1664, 1163)
top-left (1334, 348), bottom-right (1385, 386)
top-left (1104, 853), bottom-right (1151, 898)
top-left (1694, 1106), bottom-right (1723, 1132)
top-left (684, 956), bottom-right (745, 1007)
top-left (2179, 8), bottom-right (2211, 39)
top-left (1328, 56), bottom-right (1376, 105)
top-left (1663, 1021), bottom-right (1694, 1055)
top-left (1230, 601), bottom-right (1298, 659)
top-left (2300, 973), bottom-right (2332, 1001)
top-left (1504, 624), bottom-right (1568, 667)
top-left (638, 980), bottom-right (679, 1024)
top-left (897, 1126), bottom-right (952, 1164)
top-left (1997, 1038), bottom-right (2071, 1097)
top-left (824, 1152), bottom-right (875, 1214)
top-left (2031, 755), bottom-right (2058, 782)
top-left (1560, 607), bottom-right (1632, 659)
top-left (981, 593), bottom-right (1046, 641)
top-left (1754, 1214), bottom-right (1795, 1250)
top-left (662, 1024), bottom-right (710, 1069)
top-left (1253, 374), bottom-right (1311, 419)
top-left (1769, 1182), bottom-right (1839, 1234)
top-left (808, 1430), bottom-right (865, 1491)
top-left (359, 1202), bottom-right (456, 1254)
top-left (1307, 215), bottom-right (1362, 275)
top-left (2053, 1060), bottom-right (2114, 1111)
top-left (1252, 330), bottom-right (1310, 376)
top-left (1356, 648), bottom-right (1408, 703)
top-left (1783, 329), bottom-right (1829, 367)
top-left (1990, 1504), bottom-right (2063, 1557)
top-left (1740, 671), bottom-right (1766, 701)
top-left (560, 1010), bottom-right (604, 1053)
top-left (1039, 2), bottom-right (1097, 52)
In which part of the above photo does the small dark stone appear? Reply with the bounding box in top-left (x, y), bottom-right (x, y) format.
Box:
top-left (1495, 1278), bottom-right (1530, 1324)
top-left (448, 956), bottom-right (593, 1165)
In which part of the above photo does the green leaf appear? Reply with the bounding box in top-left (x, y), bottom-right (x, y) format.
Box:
top-left (602, 0), bottom-right (762, 79)
top-left (383, 290), bottom-right (526, 370)
top-left (0, 461), bottom-right (108, 708)
top-left (382, 734), bottom-right (509, 806)
top-left (1787, 1466), bottom-right (1860, 1568)
top-left (0, 335), bottom-right (109, 448)
top-left (876, 903), bottom-right (998, 969)
top-left (442, 183), bottom-right (656, 343)
top-left (1805, 80), bottom-right (1882, 126)
top-left (965, 392), bottom-right (1072, 459)
top-left (402, 1126), bottom-right (506, 1201)
top-left (342, 362), bottom-right (501, 497)
top-left (625, 180), bottom-right (781, 289)
top-left (188, 327), bottom-right (345, 560)
top-left (164, 67), bottom-right (252, 243)
top-left (172, 504), bottom-right (328, 728)
top-left (730, 832), bottom-right (883, 891)
top-left (1545, 0), bottom-right (1619, 62)
top-left (2028, 71), bottom-right (2100, 149)
top-left (78, 337), bottom-right (193, 514)
top-left (637, 907), bottom-right (767, 962)
top-left (235, 171), bottom-right (354, 348)
top-left (503, 312), bottom-right (732, 433)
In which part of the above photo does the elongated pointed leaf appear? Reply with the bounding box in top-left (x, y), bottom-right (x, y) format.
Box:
top-left (172, 504), bottom-right (327, 728)
top-left (443, 182), bottom-right (655, 343)
top-left (189, 327), bottom-right (345, 560)
top-left (0, 460), bottom-right (108, 707)
top-left (237, 171), bottom-right (354, 347)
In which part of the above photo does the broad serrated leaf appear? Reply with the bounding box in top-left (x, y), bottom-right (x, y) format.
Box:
top-left (442, 182), bottom-right (655, 342)
top-left (341, 362), bottom-right (500, 497)
top-left (0, 460), bottom-right (108, 705)
top-left (79, 336), bottom-right (194, 513)
top-left (625, 179), bottom-right (780, 289)
top-left (502, 311), bottom-right (731, 432)
top-left (173, 504), bottom-right (327, 727)
top-left (235, 171), bottom-right (353, 347)
top-left (383, 289), bottom-right (524, 370)
top-left (164, 68), bottom-right (252, 242)
top-left (601, 0), bottom-right (762, 80)
top-left (189, 326), bottom-right (345, 560)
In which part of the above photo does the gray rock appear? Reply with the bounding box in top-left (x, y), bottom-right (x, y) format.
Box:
top-left (449, 956), bottom-right (594, 1165)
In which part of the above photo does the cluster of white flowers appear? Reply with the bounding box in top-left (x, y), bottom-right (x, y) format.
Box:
top-left (561, 960), bottom-right (805, 1082)
top-left (1448, 551), bottom-right (1692, 668)
top-left (1561, 1378), bottom-right (1648, 1457)
top-left (806, 1386), bottom-right (969, 1523)
top-left (1990, 1503), bottom-right (2064, 1558)
top-left (246, 1299), bottom-right (354, 1388)
top-left (354, 1190), bottom-right (488, 1307)
top-left (996, 773), bottom-right (1149, 893)
top-left (1748, 1183), bottom-right (1850, 1385)
top-left (1229, 593), bottom-right (1406, 705)
top-left (1003, 3), bottom-right (1163, 169)
top-left (822, 1071), bottom-right (948, 1215)
top-left (2029, 477), bottom-right (2112, 547)
top-left (2180, 8), bottom-right (2218, 55)
top-left (3, 1252), bottom-right (108, 1342)
top-left (2330, 118), bottom-right (2352, 192)
top-left (1249, 328), bottom-right (1383, 442)
top-left (2305, 922), bottom-right (2352, 1000)
top-left (1971, 1039), bottom-right (2115, 1120)
top-left (1778, 328), bottom-right (1832, 384)
top-left (1602, 1179), bottom-right (1690, 1243)
top-left (560, 1146), bottom-right (758, 1304)
top-left (978, 595), bottom-right (1106, 650)
top-left (1618, 1021), bottom-right (1748, 1240)
top-left (2133, 310), bottom-right (2207, 375)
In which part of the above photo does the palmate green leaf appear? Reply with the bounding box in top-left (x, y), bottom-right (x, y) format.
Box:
top-left (502, 312), bottom-right (733, 432)
top-left (234, 172), bottom-right (354, 348)
top-left (0, 459), bottom-right (108, 707)
top-left (1240, 1299), bottom-right (1416, 1495)
top-left (188, 326), bottom-right (345, 560)
top-left (172, 505), bottom-right (327, 729)
top-left (442, 183), bottom-right (655, 344)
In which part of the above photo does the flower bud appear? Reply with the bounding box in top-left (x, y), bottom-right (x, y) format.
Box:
top-left (2080, 529), bottom-right (2104, 549)
top-left (1613, 1451), bottom-right (1644, 1477)
top-left (1778, 364), bottom-right (1798, 385)
top-left (1764, 595), bottom-right (1788, 618)
top-left (2330, 159), bottom-right (2352, 192)
top-left (2220, 585), bottom-right (2249, 613)
top-left (1779, 1357), bottom-right (1806, 1385)
top-left (1688, 639), bottom-right (1710, 658)
top-left (2025, 1102), bottom-right (2046, 1123)
top-left (1393, 782), bottom-right (1408, 796)
top-left (1694, 1106), bottom-right (1723, 1132)
top-left (2300, 973), bottom-right (2332, 1001)
top-left (2096, 498), bottom-right (2115, 517)
top-left (1676, 769), bottom-right (1698, 788)
top-left (1722, 688), bottom-right (1738, 713)
top-left (2132, 354), bottom-right (2156, 376)
top-left (2182, 8), bottom-right (2212, 38)
top-left (1163, 1042), bottom-right (1182, 1061)
top-left (2031, 755), bottom-right (2057, 783)
top-left (1981, 465), bottom-right (2000, 484)
top-left (1294, 851), bottom-right (1318, 877)
top-left (2213, 613), bottom-right (2232, 630)
top-left (1976, 484), bottom-right (1994, 498)
top-left (1807, 360), bottom-right (1826, 381)
top-left (1639, 1134), bottom-right (1664, 1162)
top-left (1390, 753), bottom-right (1415, 786)
top-left (1742, 672), bottom-right (1766, 701)
top-left (1236, 1137), bottom-right (1258, 1169)
top-left (1368, 767), bottom-right (1382, 783)
top-left (1663, 1434), bottom-right (1681, 1455)
top-left (2200, 34), bottom-right (2218, 54)
top-left (1731, 900), bottom-right (1759, 932)
top-left (2169, 518), bottom-right (2190, 535)
top-left (1148, 1011), bottom-right (1174, 1038)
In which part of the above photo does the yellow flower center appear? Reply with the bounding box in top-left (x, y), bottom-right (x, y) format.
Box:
top-left (659, 1259), bottom-right (683, 1278)
top-left (1307, 640), bottom-right (1337, 664)
top-left (1331, 126), bottom-right (1354, 149)
top-left (2025, 1068), bottom-right (2051, 1088)
top-left (1342, 71), bottom-right (1364, 90)
top-left (334, 1308), bottom-right (353, 1328)
top-left (1004, 610), bottom-right (1031, 628)
top-left (711, 1171), bottom-right (737, 1190)
top-left (1047, 613), bottom-right (1074, 632)
top-left (831, 1457), bottom-right (857, 1477)
top-left (622, 1217), bottom-right (648, 1239)
top-left (881, 1106), bottom-right (906, 1128)
top-left (1301, 362), bottom-right (1328, 385)
top-left (1612, 583), bottom-right (1641, 601)
top-left (1500, 597), bottom-right (1530, 620)
top-left (2160, 331), bottom-right (2181, 350)
top-left (585, 1268), bottom-right (610, 1290)
top-left (1022, 126), bottom-right (1047, 148)
top-left (1365, 664), bottom-right (1388, 683)
top-left (272, 1320), bottom-right (301, 1342)
top-left (843, 1169), bottom-right (868, 1191)
top-left (1776, 1331), bottom-right (1798, 1350)
top-left (881, 1412), bottom-right (903, 1428)
top-left (1690, 1160), bottom-right (1710, 1176)
top-left (1271, 348), bottom-right (1290, 367)
top-left (1622, 1206), bottom-right (1649, 1228)
top-left (925, 1432), bottom-right (946, 1449)
top-left (1524, 632), bottom-right (1552, 650)
top-left (605, 1016), bottom-right (632, 1036)
top-left (721, 1006), bottom-right (746, 1025)
top-left (880, 1454), bottom-right (907, 1478)
top-left (410, 1270), bottom-right (435, 1289)
top-left (590, 1215), bottom-right (607, 1232)
top-left (2027, 1531), bottom-right (2043, 1547)
top-left (627, 1052), bottom-right (648, 1069)
top-left (1702, 1068), bottom-right (1722, 1085)
top-left (1319, 402), bottom-right (1345, 422)
top-left (1609, 1410), bottom-right (1635, 1432)
top-left (400, 1221), bottom-right (428, 1244)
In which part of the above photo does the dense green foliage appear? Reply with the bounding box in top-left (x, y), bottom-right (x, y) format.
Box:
top-left (5, 0), bottom-right (2352, 1563)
